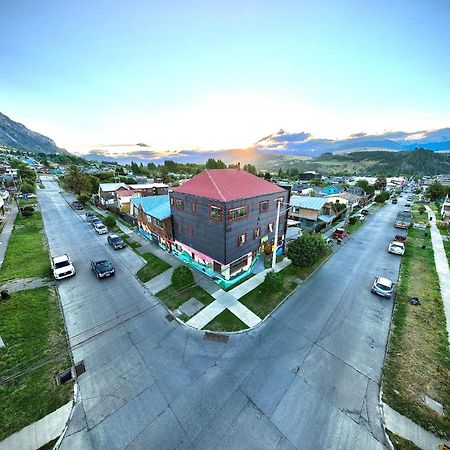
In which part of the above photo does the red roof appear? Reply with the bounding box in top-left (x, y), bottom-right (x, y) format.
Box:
top-left (173, 169), bottom-right (285, 201)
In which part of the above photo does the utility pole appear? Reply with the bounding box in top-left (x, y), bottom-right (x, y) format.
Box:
top-left (271, 199), bottom-right (281, 270)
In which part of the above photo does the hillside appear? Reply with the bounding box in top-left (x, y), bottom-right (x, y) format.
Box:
top-left (0, 112), bottom-right (68, 154)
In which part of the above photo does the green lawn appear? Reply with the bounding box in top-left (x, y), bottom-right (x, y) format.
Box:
top-left (203, 309), bottom-right (249, 332)
top-left (347, 218), bottom-right (364, 234)
top-left (240, 251), bottom-right (330, 320)
top-left (386, 430), bottom-right (420, 450)
top-left (136, 253), bottom-right (171, 282)
top-left (0, 287), bottom-right (73, 440)
top-left (156, 284), bottom-right (215, 311)
top-left (0, 211), bottom-right (51, 282)
top-left (382, 227), bottom-right (450, 440)
top-left (120, 233), bottom-right (141, 249)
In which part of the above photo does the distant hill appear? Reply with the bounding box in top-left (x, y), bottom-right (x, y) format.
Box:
top-left (0, 112), bottom-right (68, 154)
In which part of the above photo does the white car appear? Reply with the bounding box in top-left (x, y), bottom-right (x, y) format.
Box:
top-left (388, 241), bottom-right (405, 256)
top-left (94, 223), bottom-right (108, 235)
top-left (356, 213), bottom-right (365, 221)
top-left (371, 276), bottom-right (394, 298)
top-left (51, 254), bottom-right (76, 280)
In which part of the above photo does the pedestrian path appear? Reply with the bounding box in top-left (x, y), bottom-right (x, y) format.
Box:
top-left (145, 267), bottom-right (175, 294)
top-left (383, 403), bottom-right (450, 450)
top-left (0, 401), bottom-right (72, 450)
top-left (425, 206), bottom-right (450, 346)
top-left (0, 202), bottom-right (18, 271)
top-left (89, 204), bottom-right (132, 235)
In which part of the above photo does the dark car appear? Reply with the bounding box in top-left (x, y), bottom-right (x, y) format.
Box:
top-left (73, 201), bottom-right (84, 210)
top-left (107, 234), bottom-right (126, 249)
top-left (405, 203), bottom-right (411, 207)
top-left (91, 217), bottom-right (102, 226)
top-left (90, 260), bottom-right (115, 278)
top-left (361, 208), bottom-right (369, 215)
top-left (86, 211), bottom-right (95, 221)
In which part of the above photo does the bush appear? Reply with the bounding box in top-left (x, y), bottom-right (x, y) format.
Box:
top-left (22, 206), bottom-right (35, 212)
top-left (103, 215), bottom-right (116, 229)
top-left (335, 203), bottom-right (346, 212)
top-left (264, 271), bottom-right (283, 293)
top-left (21, 181), bottom-right (36, 194)
top-left (418, 205), bottom-right (426, 215)
top-left (77, 194), bottom-right (90, 205)
top-left (437, 221), bottom-right (450, 230)
top-left (287, 233), bottom-right (328, 267)
top-left (172, 265), bottom-right (194, 290)
top-left (374, 194), bottom-right (385, 203)
top-left (21, 210), bottom-right (34, 217)
top-left (349, 217), bottom-right (357, 225)
top-left (381, 191), bottom-right (390, 201)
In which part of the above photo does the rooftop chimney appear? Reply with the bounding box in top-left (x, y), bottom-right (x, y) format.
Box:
top-left (237, 162), bottom-right (240, 171)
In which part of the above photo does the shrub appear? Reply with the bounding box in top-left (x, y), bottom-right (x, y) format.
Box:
top-left (264, 270), bottom-right (283, 293)
top-left (381, 191), bottom-right (390, 201)
top-left (349, 217), bottom-right (357, 225)
top-left (77, 194), bottom-right (90, 205)
top-left (21, 210), bottom-right (34, 217)
top-left (103, 215), bottom-right (116, 229)
top-left (172, 265), bottom-right (194, 290)
top-left (437, 221), bottom-right (450, 230)
top-left (418, 205), bottom-right (426, 215)
top-left (374, 194), bottom-right (385, 203)
top-left (22, 206), bottom-right (35, 212)
top-left (21, 181), bottom-right (36, 194)
top-left (335, 203), bottom-right (346, 212)
top-left (287, 233), bottom-right (327, 267)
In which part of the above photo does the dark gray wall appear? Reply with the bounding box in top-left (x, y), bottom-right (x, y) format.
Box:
top-left (171, 190), bottom-right (289, 265)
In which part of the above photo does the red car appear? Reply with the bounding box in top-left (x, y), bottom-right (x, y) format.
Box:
top-left (332, 228), bottom-right (347, 239)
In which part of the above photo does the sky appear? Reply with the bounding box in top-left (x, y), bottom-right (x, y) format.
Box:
top-left (1, 0), bottom-right (449, 156)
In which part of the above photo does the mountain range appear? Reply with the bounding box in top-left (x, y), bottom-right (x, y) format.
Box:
top-left (0, 112), bottom-right (67, 154)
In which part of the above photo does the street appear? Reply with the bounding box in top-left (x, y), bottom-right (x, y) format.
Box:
top-left (39, 179), bottom-right (402, 450)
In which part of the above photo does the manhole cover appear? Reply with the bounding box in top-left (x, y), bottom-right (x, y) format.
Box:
top-left (165, 314), bottom-right (175, 322)
top-left (75, 361), bottom-right (86, 377)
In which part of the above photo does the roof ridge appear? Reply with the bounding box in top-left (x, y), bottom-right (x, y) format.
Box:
top-left (205, 169), bottom-right (226, 202)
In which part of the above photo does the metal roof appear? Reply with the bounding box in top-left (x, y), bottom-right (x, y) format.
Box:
top-left (99, 183), bottom-right (128, 192)
top-left (289, 196), bottom-right (327, 210)
top-left (134, 195), bottom-right (171, 220)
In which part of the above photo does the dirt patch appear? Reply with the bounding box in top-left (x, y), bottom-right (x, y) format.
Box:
top-left (0, 277), bottom-right (52, 294)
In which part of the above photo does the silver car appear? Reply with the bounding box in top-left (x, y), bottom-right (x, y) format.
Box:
top-left (371, 276), bottom-right (394, 298)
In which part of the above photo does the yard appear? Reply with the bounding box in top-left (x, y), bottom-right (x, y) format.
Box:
top-left (0, 211), bottom-right (51, 282)
top-left (0, 287), bottom-right (73, 440)
top-left (203, 309), bottom-right (248, 332)
top-left (135, 252), bottom-right (171, 282)
top-left (382, 226), bottom-right (450, 439)
top-left (156, 284), bottom-right (215, 311)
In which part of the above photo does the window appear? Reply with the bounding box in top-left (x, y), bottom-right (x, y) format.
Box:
top-left (228, 206), bottom-right (248, 221)
top-left (152, 217), bottom-right (163, 228)
top-left (253, 227), bottom-right (261, 239)
top-left (268, 222), bottom-right (274, 233)
top-left (190, 201), bottom-right (197, 213)
top-left (170, 197), bottom-right (174, 206)
top-left (238, 233), bottom-right (247, 246)
top-left (210, 205), bottom-right (222, 221)
top-left (259, 200), bottom-right (269, 212)
top-left (230, 255), bottom-right (248, 273)
top-left (187, 226), bottom-right (193, 238)
top-left (175, 199), bottom-right (184, 210)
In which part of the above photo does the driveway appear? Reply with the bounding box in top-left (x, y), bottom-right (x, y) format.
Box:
top-left (39, 180), bottom-right (401, 450)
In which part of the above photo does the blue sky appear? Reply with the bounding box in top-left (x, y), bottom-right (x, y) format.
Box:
top-left (1, 0), bottom-right (449, 155)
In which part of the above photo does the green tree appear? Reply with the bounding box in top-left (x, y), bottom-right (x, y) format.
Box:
top-left (426, 182), bottom-right (446, 201)
top-left (287, 234), bottom-right (327, 267)
top-left (21, 180), bottom-right (36, 194)
top-left (374, 176), bottom-right (387, 191)
top-left (418, 205), bottom-right (426, 215)
top-left (103, 215), bottom-right (116, 229)
top-left (264, 172), bottom-right (272, 181)
top-left (264, 271), bottom-right (283, 293)
top-left (243, 164), bottom-right (257, 175)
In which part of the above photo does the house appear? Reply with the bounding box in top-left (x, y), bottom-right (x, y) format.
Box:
top-left (289, 196), bottom-right (337, 231)
top-left (323, 185), bottom-right (344, 196)
top-left (129, 183), bottom-right (168, 197)
top-left (98, 183), bottom-right (133, 207)
top-left (324, 192), bottom-right (361, 211)
top-left (298, 171), bottom-right (321, 181)
top-left (441, 196), bottom-right (450, 220)
top-left (135, 195), bottom-right (173, 250)
top-left (170, 169), bottom-right (289, 284)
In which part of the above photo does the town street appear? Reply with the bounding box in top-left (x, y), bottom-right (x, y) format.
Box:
top-left (39, 179), bottom-right (402, 450)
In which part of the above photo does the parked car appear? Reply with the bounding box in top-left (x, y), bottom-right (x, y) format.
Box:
top-left (392, 198), bottom-right (398, 204)
top-left (86, 211), bottom-right (95, 221)
top-left (332, 228), bottom-right (347, 239)
top-left (361, 208), bottom-right (369, 215)
top-left (51, 254), bottom-right (76, 280)
top-left (356, 213), bottom-right (365, 221)
top-left (107, 234), bottom-right (126, 249)
top-left (388, 241), bottom-right (405, 256)
top-left (405, 203), bottom-right (411, 207)
top-left (90, 260), bottom-right (115, 278)
top-left (325, 237), bottom-right (333, 247)
top-left (371, 276), bottom-right (394, 298)
top-left (73, 201), bottom-right (84, 210)
top-left (94, 223), bottom-right (108, 234)
top-left (394, 234), bottom-right (407, 243)
top-left (91, 217), bottom-right (102, 226)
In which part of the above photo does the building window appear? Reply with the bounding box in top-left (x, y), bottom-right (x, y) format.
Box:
top-left (152, 217), bottom-right (163, 228)
top-left (175, 199), bottom-right (184, 210)
top-left (187, 226), bottom-right (193, 238)
top-left (259, 200), bottom-right (269, 212)
top-left (238, 233), bottom-right (247, 246)
top-left (190, 201), bottom-right (197, 213)
top-left (210, 205), bottom-right (222, 221)
top-left (230, 255), bottom-right (248, 274)
top-left (170, 197), bottom-right (174, 206)
top-left (268, 222), bottom-right (274, 233)
top-left (253, 227), bottom-right (261, 239)
top-left (228, 206), bottom-right (248, 221)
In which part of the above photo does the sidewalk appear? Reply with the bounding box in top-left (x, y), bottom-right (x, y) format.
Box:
top-left (0, 401), bottom-right (72, 450)
top-left (383, 403), bottom-right (450, 450)
top-left (0, 202), bottom-right (18, 271)
top-left (425, 206), bottom-right (450, 346)
top-left (89, 204), bottom-right (132, 235)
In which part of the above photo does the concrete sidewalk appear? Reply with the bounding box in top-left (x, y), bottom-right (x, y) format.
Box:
top-left (0, 202), bottom-right (18, 270)
top-left (425, 206), bottom-right (450, 346)
top-left (89, 204), bottom-right (132, 235)
top-left (0, 402), bottom-right (72, 450)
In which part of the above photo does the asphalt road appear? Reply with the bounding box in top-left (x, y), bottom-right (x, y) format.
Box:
top-left (39, 179), bottom-right (402, 450)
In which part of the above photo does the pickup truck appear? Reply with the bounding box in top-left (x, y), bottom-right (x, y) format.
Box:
top-left (394, 212), bottom-right (411, 229)
top-left (51, 254), bottom-right (76, 280)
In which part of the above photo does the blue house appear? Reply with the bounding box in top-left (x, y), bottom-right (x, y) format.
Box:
top-left (323, 185), bottom-right (344, 196)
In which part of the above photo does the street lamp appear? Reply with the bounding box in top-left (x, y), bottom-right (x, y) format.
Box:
top-left (271, 199), bottom-right (293, 270)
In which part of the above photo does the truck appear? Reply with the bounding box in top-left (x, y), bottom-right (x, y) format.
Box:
top-left (394, 212), bottom-right (411, 229)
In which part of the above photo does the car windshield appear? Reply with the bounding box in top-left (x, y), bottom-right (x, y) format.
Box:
top-left (54, 260), bottom-right (70, 269)
top-left (96, 261), bottom-right (111, 270)
top-left (376, 282), bottom-right (391, 291)
top-left (111, 237), bottom-right (122, 243)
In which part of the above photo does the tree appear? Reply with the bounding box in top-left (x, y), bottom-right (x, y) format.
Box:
top-left (21, 180), bottom-right (36, 194)
top-left (264, 271), bottom-right (283, 293)
top-left (374, 176), bottom-right (387, 191)
top-left (287, 234), bottom-right (328, 267)
top-left (278, 168), bottom-right (284, 178)
top-left (172, 265), bottom-right (194, 290)
top-left (426, 182), bottom-right (446, 201)
top-left (205, 159), bottom-right (226, 169)
top-left (418, 205), bottom-right (426, 215)
top-left (264, 172), bottom-right (272, 181)
top-left (348, 216), bottom-right (357, 225)
top-left (355, 179), bottom-right (375, 196)
top-left (103, 215), bottom-right (116, 229)
top-left (243, 164), bottom-right (257, 175)
top-left (374, 194), bottom-right (385, 203)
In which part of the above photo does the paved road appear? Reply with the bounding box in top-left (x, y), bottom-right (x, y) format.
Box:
top-left (39, 180), bottom-right (402, 450)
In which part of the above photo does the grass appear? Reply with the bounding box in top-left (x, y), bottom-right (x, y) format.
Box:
top-left (203, 309), bottom-right (249, 332)
top-left (347, 218), bottom-right (364, 234)
top-left (18, 198), bottom-right (37, 207)
top-left (136, 252), bottom-right (171, 282)
top-left (0, 211), bottom-right (51, 282)
top-left (120, 233), bottom-right (141, 249)
top-left (223, 272), bottom-right (255, 292)
top-left (386, 430), bottom-right (420, 450)
top-left (240, 251), bottom-right (330, 320)
top-left (382, 227), bottom-right (450, 440)
top-left (0, 287), bottom-right (73, 440)
top-left (156, 284), bottom-right (215, 311)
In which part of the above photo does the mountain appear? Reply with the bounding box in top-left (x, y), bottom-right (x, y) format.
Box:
top-left (0, 112), bottom-right (68, 154)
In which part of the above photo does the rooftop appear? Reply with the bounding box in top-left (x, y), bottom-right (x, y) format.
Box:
top-left (172, 169), bottom-right (285, 202)
top-left (289, 196), bottom-right (328, 210)
top-left (132, 195), bottom-right (171, 220)
top-left (99, 183), bottom-right (128, 192)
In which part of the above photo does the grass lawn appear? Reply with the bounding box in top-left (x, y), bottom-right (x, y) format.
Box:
top-left (240, 251), bottom-right (330, 320)
top-left (120, 233), bottom-right (141, 250)
top-left (156, 284), bottom-right (215, 311)
top-left (202, 309), bottom-right (249, 332)
top-left (386, 430), bottom-right (420, 450)
top-left (382, 227), bottom-right (450, 440)
top-left (0, 211), bottom-right (51, 282)
top-left (136, 253), bottom-right (171, 282)
top-left (0, 287), bottom-right (73, 440)
top-left (347, 218), bottom-right (364, 234)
